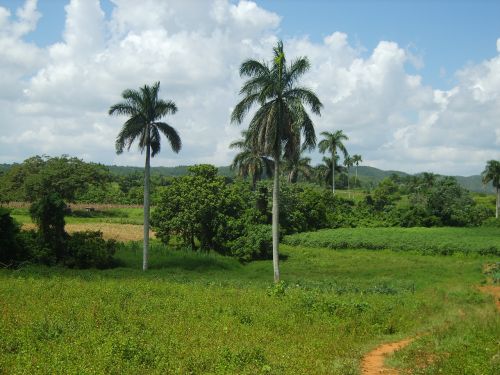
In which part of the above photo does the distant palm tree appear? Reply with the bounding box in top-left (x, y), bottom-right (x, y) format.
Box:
top-left (283, 149), bottom-right (314, 183)
top-left (344, 155), bottom-right (354, 197)
top-left (481, 160), bottom-right (500, 218)
top-left (318, 130), bottom-right (349, 194)
top-left (231, 40), bottom-right (322, 282)
top-left (352, 154), bottom-right (362, 187)
top-left (109, 82), bottom-right (181, 271)
top-left (230, 131), bottom-right (273, 188)
top-left (317, 156), bottom-right (344, 188)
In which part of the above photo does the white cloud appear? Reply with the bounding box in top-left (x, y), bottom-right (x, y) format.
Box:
top-left (0, 0), bottom-right (499, 176)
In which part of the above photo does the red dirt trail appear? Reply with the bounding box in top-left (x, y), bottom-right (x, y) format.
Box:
top-left (361, 284), bottom-right (500, 375)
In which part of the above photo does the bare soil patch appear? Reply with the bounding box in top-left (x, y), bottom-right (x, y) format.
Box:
top-left (22, 223), bottom-right (152, 242)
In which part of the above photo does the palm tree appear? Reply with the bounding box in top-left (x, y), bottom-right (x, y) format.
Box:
top-left (109, 82), bottom-right (181, 271)
top-left (231, 40), bottom-right (322, 282)
top-left (352, 154), bottom-right (362, 187)
top-left (318, 156), bottom-right (345, 189)
top-left (283, 150), bottom-right (314, 183)
top-left (344, 155), bottom-right (354, 198)
top-left (318, 130), bottom-right (349, 194)
top-left (230, 131), bottom-right (273, 188)
top-left (482, 160), bottom-right (500, 219)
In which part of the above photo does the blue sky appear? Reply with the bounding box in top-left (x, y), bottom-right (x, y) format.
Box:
top-left (0, 0), bottom-right (499, 175)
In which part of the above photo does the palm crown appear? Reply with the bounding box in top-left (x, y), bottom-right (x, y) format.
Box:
top-left (231, 41), bottom-right (322, 159)
top-left (110, 82), bottom-right (181, 156)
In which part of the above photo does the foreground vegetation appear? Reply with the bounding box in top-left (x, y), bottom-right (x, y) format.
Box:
top-left (1, 242), bottom-right (498, 374)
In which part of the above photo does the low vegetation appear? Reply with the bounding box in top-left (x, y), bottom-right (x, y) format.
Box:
top-left (284, 227), bottom-right (500, 256)
top-left (1, 243), bottom-right (498, 374)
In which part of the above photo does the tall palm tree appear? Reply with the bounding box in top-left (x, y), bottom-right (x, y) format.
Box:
top-left (109, 82), bottom-right (181, 271)
top-left (344, 155), bottom-right (354, 197)
top-left (352, 154), bottom-right (362, 187)
top-left (231, 40), bottom-right (322, 282)
top-left (318, 130), bottom-right (349, 194)
top-left (230, 131), bottom-right (273, 188)
top-left (482, 159), bottom-right (500, 218)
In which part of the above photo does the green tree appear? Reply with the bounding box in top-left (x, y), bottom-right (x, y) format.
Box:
top-left (231, 40), bottom-right (322, 282)
top-left (230, 131), bottom-right (273, 188)
top-left (481, 160), bottom-right (500, 219)
top-left (109, 82), bottom-right (181, 271)
top-left (318, 130), bottom-right (349, 195)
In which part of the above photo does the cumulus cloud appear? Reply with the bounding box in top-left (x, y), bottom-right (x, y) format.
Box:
top-left (0, 0), bottom-right (499, 176)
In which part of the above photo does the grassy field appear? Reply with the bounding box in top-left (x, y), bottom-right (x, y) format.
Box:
top-left (10, 206), bottom-right (144, 226)
top-left (1, 239), bottom-right (499, 374)
top-left (284, 227), bottom-right (500, 255)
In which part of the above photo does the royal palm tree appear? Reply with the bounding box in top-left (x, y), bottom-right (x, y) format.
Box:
top-left (318, 130), bottom-right (348, 194)
top-left (482, 159), bottom-right (500, 218)
top-left (230, 131), bottom-right (273, 188)
top-left (344, 155), bottom-right (354, 197)
top-left (231, 40), bottom-right (322, 282)
top-left (352, 154), bottom-right (362, 187)
top-left (283, 150), bottom-right (314, 183)
top-left (109, 82), bottom-right (181, 271)
top-left (318, 155), bottom-right (345, 189)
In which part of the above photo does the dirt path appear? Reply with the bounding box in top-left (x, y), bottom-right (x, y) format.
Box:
top-left (361, 337), bottom-right (414, 375)
top-left (361, 284), bottom-right (500, 375)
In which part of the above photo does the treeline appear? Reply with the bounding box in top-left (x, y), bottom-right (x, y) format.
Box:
top-left (0, 155), bottom-right (497, 268)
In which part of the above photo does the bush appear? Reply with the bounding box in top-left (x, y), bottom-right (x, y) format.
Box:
top-left (0, 208), bottom-right (29, 266)
top-left (229, 225), bottom-right (272, 262)
top-left (65, 231), bottom-right (117, 269)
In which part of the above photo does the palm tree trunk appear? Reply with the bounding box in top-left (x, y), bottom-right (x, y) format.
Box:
top-left (347, 170), bottom-right (350, 198)
top-left (143, 134), bottom-right (151, 271)
top-left (332, 151), bottom-right (335, 195)
top-left (272, 158), bottom-right (280, 283)
top-left (496, 187), bottom-right (499, 219)
top-left (355, 164), bottom-right (358, 187)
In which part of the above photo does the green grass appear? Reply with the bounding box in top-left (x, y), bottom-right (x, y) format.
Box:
top-left (284, 227), bottom-right (500, 255)
top-left (1, 240), bottom-right (498, 374)
top-left (10, 207), bottom-right (144, 225)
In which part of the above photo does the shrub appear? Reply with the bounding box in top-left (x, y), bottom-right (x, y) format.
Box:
top-left (229, 225), bottom-right (272, 262)
top-left (65, 231), bottom-right (117, 269)
top-left (0, 208), bottom-right (29, 266)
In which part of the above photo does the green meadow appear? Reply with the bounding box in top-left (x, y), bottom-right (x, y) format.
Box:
top-left (1, 236), bottom-right (499, 374)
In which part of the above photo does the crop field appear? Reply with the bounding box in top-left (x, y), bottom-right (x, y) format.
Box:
top-left (1, 237), bottom-right (499, 374)
top-left (284, 227), bottom-right (500, 256)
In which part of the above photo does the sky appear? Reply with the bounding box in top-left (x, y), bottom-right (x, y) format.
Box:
top-left (0, 0), bottom-right (499, 176)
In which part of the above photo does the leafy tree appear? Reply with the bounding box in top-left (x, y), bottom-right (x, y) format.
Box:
top-left (230, 131), bottom-right (273, 188)
top-left (109, 82), bottom-right (181, 271)
top-left (231, 40), bottom-right (322, 282)
top-left (318, 130), bottom-right (349, 195)
top-left (152, 165), bottom-right (270, 261)
top-left (0, 155), bottom-right (109, 203)
top-left (482, 160), bottom-right (500, 219)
